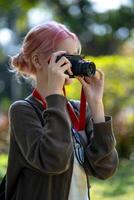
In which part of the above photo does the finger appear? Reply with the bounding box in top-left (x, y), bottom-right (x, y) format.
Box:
top-left (84, 76), bottom-right (92, 84)
top-left (64, 74), bottom-right (70, 80)
top-left (56, 56), bottom-right (71, 67)
top-left (49, 51), bottom-right (66, 65)
top-left (56, 57), bottom-right (73, 75)
top-left (65, 78), bottom-right (73, 85)
top-left (76, 76), bottom-right (87, 87)
top-left (96, 68), bottom-right (104, 80)
top-left (92, 70), bottom-right (101, 80)
top-left (60, 63), bottom-right (73, 75)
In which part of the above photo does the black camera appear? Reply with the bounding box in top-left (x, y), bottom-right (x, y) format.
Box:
top-left (56, 54), bottom-right (96, 78)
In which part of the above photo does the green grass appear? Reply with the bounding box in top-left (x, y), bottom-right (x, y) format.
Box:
top-left (90, 159), bottom-right (134, 200)
top-left (0, 155), bottom-right (133, 199)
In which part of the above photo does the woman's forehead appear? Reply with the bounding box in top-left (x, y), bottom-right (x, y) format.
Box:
top-left (55, 37), bottom-right (81, 55)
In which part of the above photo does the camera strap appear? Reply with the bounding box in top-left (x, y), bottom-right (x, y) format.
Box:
top-left (32, 86), bottom-right (86, 131)
top-left (63, 86), bottom-right (86, 131)
top-left (32, 89), bottom-right (47, 109)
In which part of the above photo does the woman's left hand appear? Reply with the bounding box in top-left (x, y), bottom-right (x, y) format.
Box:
top-left (77, 68), bottom-right (104, 103)
top-left (77, 68), bottom-right (105, 123)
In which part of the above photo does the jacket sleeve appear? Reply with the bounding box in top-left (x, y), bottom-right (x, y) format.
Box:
top-left (85, 115), bottom-right (119, 180)
top-left (9, 94), bottom-right (73, 175)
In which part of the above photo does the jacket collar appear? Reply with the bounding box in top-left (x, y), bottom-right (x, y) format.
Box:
top-left (25, 94), bottom-right (44, 112)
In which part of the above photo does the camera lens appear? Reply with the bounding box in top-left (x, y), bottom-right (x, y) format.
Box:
top-left (86, 62), bottom-right (96, 76)
top-left (73, 60), bottom-right (96, 77)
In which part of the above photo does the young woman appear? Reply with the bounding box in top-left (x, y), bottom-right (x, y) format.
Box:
top-left (6, 21), bottom-right (118, 200)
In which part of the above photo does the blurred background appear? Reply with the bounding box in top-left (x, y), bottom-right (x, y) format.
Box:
top-left (0, 0), bottom-right (134, 199)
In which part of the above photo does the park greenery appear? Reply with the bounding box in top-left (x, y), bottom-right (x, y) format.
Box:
top-left (0, 0), bottom-right (134, 55)
top-left (90, 159), bottom-right (134, 200)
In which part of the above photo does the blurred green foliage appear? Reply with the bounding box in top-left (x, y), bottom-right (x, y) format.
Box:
top-left (0, 97), bottom-right (11, 113)
top-left (90, 159), bottom-right (134, 200)
top-left (90, 56), bottom-right (134, 113)
top-left (0, 0), bottom-right (134, 54)
top-left (45, 0), bottom-right (134, 55)
top-left (0, 154), bottom-right (8, 179)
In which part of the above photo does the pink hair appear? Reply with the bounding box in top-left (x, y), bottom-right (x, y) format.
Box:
top-left (11, 21), bottom-right (80, 76)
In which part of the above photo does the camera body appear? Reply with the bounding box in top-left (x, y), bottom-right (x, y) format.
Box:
top-left (56, 54), bottom-right (96, 78)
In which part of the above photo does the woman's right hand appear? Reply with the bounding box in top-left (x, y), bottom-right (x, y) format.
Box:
top-left (47, 51), bottom-right (72, 95)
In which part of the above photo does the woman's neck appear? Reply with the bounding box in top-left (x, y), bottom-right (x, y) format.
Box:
top-left (35, 74), bottom-right (49, 99)
top-left (35, 75), bottom-right (63, 99)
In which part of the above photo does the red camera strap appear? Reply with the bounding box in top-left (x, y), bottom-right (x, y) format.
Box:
top-left (63, 87), bottom-right (86, 131)
top-left (32, 87), bottom-right (86, 131)
top-left (32, 89), bottom-right (47, 109)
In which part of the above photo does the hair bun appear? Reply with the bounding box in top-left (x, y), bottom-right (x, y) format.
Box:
top-left (11, 52), bottom-right (28, 73)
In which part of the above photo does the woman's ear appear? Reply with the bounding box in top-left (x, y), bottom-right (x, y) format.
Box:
top-left (31, 53), bottom-right (42, 70)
